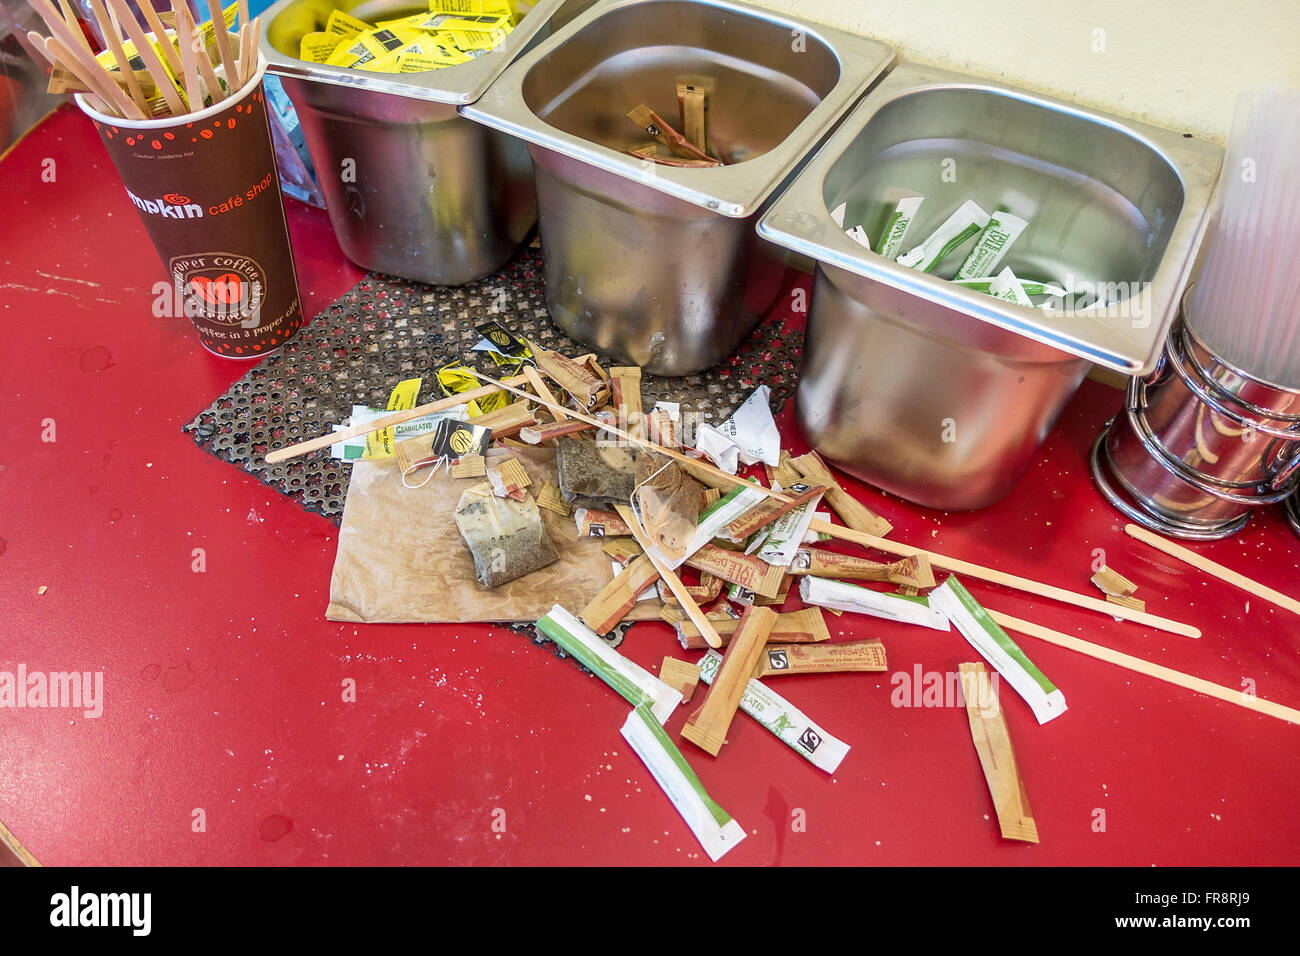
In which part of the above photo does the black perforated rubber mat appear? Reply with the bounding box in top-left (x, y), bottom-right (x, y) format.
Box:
top-left (183, 243), bottom-right (807, 526)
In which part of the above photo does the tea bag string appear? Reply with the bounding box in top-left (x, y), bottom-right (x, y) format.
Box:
top-left (401, 454), bottom-right (446, 490)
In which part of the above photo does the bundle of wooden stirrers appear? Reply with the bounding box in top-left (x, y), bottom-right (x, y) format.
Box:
top-left (27, 0), bottom-right (260, 120)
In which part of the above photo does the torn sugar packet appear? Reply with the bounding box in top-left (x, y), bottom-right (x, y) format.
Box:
top-left (755, 483), bottom-right (824, 567)
top-left (709, 385), bottom-right (780, 467)
top-left (799, 576), bottom-right (950, 631)
top-left (694, 423), bottom-right (742, 474)
top-left (652, 401), bottom-right (681, 425)
top-left (612, 561), bottom-right (658, 602)
top-left (470, 320), bottom-right (533, 368)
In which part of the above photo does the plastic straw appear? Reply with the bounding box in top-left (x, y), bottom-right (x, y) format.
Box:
top-left (1186, 87), bottom-right (1300, 388)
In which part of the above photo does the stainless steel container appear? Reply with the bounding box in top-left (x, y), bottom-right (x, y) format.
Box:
top-left (1092, 317), bottom-right (1300, 539)
top-left (259, 0), bottom-right (572, 285)
top-left (757, 64), bottom-right (1223, 510)
top-left (462, 0), bottom-right (894, 375)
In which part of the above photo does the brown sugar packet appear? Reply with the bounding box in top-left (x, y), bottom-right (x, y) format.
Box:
top-left (521, 420), bottom-right (595, 444)
top-left (580, 554), bottom-right (661, 635)
top-left (676, 82), bottom-right (708, 155)
top-left (960, 662), bottom-right (1039, 844)
top-left (536, 480), bottom-right (572, 516)
top-left (626, 104), bottom-right (718, 164)
top-left (720, 484), bottom-right (825, 543)
top-left (790, 451), bottom-right (892, 538)
top-left (473, 400), bottom-right (536, 440)
top-left (601, 537), bottom-right (642, 565)
top-left (656, 572), bottom-right (723, 606)
top-left (526, 339), bottom-right (605, 409)
top-left (453, 482), bottom-right (558, 588)
top-left (789, 549), bottom-right (935, 589)
top-left (676, 606), bottom-right (828, 650)
top-left (660, 657), bottom-right (701, 704)
top-left (609, 366), bottom-right (643, 420)
top-left (766, 450), bottom-right (803, 489)
top-left (450, 454), bottom-right (487, 479)
top-left (751, 638), bottom-right (888, 678)
top-left (575, 508), bottom-right (632, 537)
top-left (487, 457), bottom-right (531, 500)
top-left (1092, 566), bottom-right (1139, 597)
top-left (684, 544), bottom-right (786, 599)
top-left (394, 432), bottom-right (436, 478)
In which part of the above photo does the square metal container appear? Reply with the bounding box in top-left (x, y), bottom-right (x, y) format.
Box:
top-left (259, 0), bottom-right (576, 285)
top-left (461, 0), bottom-right (895, 375)
top-left (757, 63), bottom-right (1223, 510)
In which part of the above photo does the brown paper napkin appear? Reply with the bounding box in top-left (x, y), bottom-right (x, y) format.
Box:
top-left (326, 445), bottom-right (663, 624)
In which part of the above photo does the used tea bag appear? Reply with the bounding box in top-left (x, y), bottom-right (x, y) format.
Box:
top-left (555, 437), bottom-right (638, 508)
top-left (454, 482), bottom-right (559, 588)
top-left (633, 454), bottom-right (703, 563)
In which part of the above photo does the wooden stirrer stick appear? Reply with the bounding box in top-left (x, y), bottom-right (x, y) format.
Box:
top-left (205, 0), bottom-right (237, 88)
top-left (263, 373), bottom-right (533, 464)
top-left (181, 4), bottom-right (224, 103)
top-left (1124, 523), bottom-right (1300, 619)
top-left (171, 0), bottom-right (201, 108)
top-left (135, 0), bottom-right (183, 76)
top-left (989, 610), bottom-right (1300, 726)
top-left (615, 504), bottom-right (723, 650)
top-left (88, 0), bottom-right (148, 115)
top-left (243, 16), bottom-right (261, 86)
top-left (55, 0), bottom-right (94, 54)
top-left (103, 0), bottom-right (184, 114)
top-left (807, 519), bottom-right (1202, 640)
top-left (26, 30), bottom-right (56, 64)
top-left (45, 35), bottom-right (140, 118)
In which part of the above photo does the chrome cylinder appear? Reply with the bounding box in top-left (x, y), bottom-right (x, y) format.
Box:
top-left (1093, 319), bottom-right (1300, 538)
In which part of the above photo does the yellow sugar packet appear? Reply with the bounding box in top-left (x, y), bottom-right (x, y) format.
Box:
top-left (448, 25), bottom-right (510, 51)
top-left (326, 27), bottom-right (419, 68)
top-left (354, 50), bottom-right (404, 73)
top-left (197, 2), bottom-right (239, 46)
top-left (326, 9), bottom-right (372, 37)
top-left (437, 13), bottom-right (512, 33)
top-left (97, 37), bottom-right (190, 110)
top-left (299, 31), bottom-right (345, 63)
top-left (431, 0), bottom-right (513, 16)
top-left (375, 13), bottom-right (435, 29)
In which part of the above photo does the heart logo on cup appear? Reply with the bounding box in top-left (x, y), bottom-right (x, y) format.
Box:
top-left (189, 273), bottom-right (245, 306)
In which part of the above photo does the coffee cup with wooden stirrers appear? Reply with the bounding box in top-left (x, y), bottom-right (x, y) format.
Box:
top-left (29, 0), bottom-right (303, 358)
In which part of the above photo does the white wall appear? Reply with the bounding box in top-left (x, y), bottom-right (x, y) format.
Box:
top-left (751, 0), bottom-right (1300, 142)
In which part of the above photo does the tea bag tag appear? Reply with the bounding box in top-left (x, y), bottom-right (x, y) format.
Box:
top-left (402, 419), bottom-right (492, 489)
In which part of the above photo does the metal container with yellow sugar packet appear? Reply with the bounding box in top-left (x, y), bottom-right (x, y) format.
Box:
top-left (260, 0), bottom-right (575, 285)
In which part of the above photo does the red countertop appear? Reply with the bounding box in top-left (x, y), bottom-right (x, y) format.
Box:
top-left (2, 106), bottom-right (1297, 866)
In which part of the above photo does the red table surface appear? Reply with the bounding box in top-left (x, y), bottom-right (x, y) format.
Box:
top-left (1, 106), bottom-right (1298, 867)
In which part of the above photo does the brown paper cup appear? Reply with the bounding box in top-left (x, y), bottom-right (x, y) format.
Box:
top-left (76, 58), bottom-right (302, 358)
